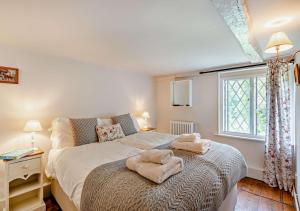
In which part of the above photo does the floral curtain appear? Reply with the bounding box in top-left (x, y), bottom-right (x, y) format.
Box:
top-left (263, 59), bottom-right (294, 192)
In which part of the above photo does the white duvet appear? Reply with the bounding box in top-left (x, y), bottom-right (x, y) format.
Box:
top-left (118, 131), bottom-right (176, 150)
top-left (46, 132), bottom-right (176, 209)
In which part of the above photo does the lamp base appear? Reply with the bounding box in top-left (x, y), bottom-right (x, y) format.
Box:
top-left (31, 138), bottom-right (38, 151)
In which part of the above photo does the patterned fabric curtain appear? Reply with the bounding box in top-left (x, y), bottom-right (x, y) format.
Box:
top-left (263, 59), bottom-right (294, 192)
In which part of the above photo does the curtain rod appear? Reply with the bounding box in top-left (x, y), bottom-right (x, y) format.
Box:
top-left (199, 59), bottom-right (295, 75)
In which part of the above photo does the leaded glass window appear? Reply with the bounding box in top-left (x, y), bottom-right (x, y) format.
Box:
top-left (220, 69), bottom-right (267, 139)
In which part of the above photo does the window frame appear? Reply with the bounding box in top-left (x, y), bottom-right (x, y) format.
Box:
top-left (218, 67), bottom-right (267, 141)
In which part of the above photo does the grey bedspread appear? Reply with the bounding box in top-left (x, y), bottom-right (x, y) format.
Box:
top-left (81, 142), bottom-right (247, 211)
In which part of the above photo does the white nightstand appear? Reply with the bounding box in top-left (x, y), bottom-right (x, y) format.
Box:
top-left (3, 149), bottom-right (45, 211)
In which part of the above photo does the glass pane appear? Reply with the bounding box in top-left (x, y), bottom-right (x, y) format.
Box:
top-left (256, 76), bottom-right (267, 136)
top-left (226, 78), bottom-right (251, 133)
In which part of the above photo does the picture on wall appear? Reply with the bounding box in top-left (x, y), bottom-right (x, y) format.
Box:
top-left (0, 66), bottom-right (19, 84)
top-left (295, 64), bottom-right (300, 85)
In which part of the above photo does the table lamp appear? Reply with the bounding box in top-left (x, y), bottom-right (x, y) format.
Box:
top-left (23, 120), bottom-right (43, 150)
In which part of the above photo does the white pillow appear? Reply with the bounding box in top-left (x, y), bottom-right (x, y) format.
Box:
top-left (130, 114), bottom-right (140, 131)
top-left (97, 118), bottom-right (113, 127)
top-left (50, 118), bottom-right (75, 149)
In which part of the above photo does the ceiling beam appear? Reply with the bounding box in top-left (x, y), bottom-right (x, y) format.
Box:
top-left (211, 0), bottom-right (262, 63)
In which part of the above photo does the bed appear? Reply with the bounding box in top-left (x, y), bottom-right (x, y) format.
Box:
top-left (46, 131), bottom-right (247, 211)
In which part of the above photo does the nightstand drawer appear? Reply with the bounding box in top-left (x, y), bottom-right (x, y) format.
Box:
top-left (8, 158), bottom-right (41, 182)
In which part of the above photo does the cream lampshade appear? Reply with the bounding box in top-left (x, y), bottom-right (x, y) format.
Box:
top-left (24, 120), bottom-right (42, 150)
top-left (265, 32), bottom-right (293, 54)
top-left (142, 112), bottom-right (150, 129)
top-left (24, 120), bottom-right (42, 132)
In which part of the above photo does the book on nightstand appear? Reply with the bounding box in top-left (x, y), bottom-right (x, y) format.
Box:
top-left (0, 148), bottom-right (34, 160)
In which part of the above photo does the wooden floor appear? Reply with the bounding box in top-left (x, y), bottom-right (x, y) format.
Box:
top-left (236, 177), bottom-right (295, 211)
top-left (44, 177), bottom-right (295, 211)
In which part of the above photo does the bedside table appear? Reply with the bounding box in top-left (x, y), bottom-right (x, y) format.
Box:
top-left (140, 127), bottom-right (156, 132)
top-left (3, 149), bottom-right (45, 211)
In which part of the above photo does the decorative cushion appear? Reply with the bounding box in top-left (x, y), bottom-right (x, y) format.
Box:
top-left (112, 114), bottom-right (138, 136)
top-left (96, 123), bottom-right (125, 142)
top-left (70, 118), bottom-right (98, 146)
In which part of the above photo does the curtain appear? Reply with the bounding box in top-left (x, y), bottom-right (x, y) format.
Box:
top-left (263, 59), bottom-right (294, 192)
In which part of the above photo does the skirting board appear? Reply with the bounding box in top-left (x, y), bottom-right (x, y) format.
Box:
top-left (247, 166), bottom-right (263, 181)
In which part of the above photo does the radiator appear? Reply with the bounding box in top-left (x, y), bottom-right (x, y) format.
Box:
top-left (170, 121), bottom-right (194, 135)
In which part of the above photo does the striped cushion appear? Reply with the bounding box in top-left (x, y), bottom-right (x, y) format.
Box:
top-left (112, 114), bottom-right (137, 136)
top-left (70, 118), bottom-right (98, 146)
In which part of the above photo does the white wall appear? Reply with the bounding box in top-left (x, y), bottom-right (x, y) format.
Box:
top-left (155, 73), bottom-right (265, 179)
top-left (0, 44), bottom-right (155, 200)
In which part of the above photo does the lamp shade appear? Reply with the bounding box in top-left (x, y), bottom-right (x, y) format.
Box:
top-left (23, 120), bottom-right (43, 132)
top-left (142, 112), bottom-right (150, 119)
top-left (265, 32), bottom-right (293, 54)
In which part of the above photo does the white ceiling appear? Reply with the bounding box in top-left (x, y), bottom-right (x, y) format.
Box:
top-left (0, 0), bottom-right (299, 76)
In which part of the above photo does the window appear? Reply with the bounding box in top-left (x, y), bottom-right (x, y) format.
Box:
top-left (219, 68), bottom-right (267, 140)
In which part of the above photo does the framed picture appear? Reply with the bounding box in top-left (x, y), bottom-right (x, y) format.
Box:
top-left (0, 66), bottom-right (19, 84)
top-left (295, 64), bottom-right (300, 86)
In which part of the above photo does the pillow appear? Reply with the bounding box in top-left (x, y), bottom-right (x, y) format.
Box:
top-left (50, 118), bottom-right (75, 149)
top-left (97, 118), bottom-right (113, 127)
top-left (112, 114), bottom-right (138, 136)
top-left (70, 118), bottom-right (98, 146)
top-left (96, 123), bottom-right (125, 142)
top-left (130, 114), bottom-right (140, 131)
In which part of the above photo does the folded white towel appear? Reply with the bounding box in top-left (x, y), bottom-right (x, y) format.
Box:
top-left (140, 149), bottom-right (174, 164)
top-left (176, 133), bottom-right (201, 143)
top-left (126, 155), bottom-right (184, 184)
top-left (171, 139), bottom-right (210, 154)
top-left (126, 155), bottom-right (140, 171)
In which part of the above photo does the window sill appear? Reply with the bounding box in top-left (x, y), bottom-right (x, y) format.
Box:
top-left (215, 133), bottom-right (265, 142)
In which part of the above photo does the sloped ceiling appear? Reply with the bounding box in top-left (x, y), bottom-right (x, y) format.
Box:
top-left (0, 0), bottom-right (299, 76)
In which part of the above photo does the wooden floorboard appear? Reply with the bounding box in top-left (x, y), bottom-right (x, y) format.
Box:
top-left (237, 177), bottom-right (295, 211)
top-left (44, 177), bottom-right (295, 211)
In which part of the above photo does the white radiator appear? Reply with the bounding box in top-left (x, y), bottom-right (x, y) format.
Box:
top-left (170, 121), bottom-right (194, 135)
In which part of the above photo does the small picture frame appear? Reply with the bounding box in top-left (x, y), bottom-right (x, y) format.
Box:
top-left (295, 64), bottom-right (300, 85)
top-left (0, 66), bottom-right (19, 84)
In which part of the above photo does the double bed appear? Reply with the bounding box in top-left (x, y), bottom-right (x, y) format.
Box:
top-left (46, 131), bottom-right (247, 211)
